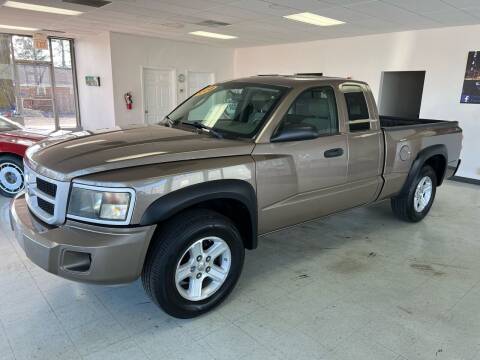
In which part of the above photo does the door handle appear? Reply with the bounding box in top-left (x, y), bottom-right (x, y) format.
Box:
top-left (324, 148), bottom-right (344, 158)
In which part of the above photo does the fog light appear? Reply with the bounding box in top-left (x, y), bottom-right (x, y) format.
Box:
top-left (62, 250), bottom-right (91, 272)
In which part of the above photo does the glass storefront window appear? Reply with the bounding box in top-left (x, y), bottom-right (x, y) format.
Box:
top-left (12, 35), bottom-right (51, 62)
top-left (15, 63), bottom-right (55, 130)
top-left (52, 39), bottom-right (71, 68)
top-left (0, 34), bottom-right (79, 131)
top-left (0, 34), bottom-right (15, 119)
top-left (51, 39), bottom-right (76, 129)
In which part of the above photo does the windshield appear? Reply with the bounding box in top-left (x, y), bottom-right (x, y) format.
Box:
top-left (164, 83), bottom-right (286, 138)
top-left (0, 116), bottom-right (21, 132)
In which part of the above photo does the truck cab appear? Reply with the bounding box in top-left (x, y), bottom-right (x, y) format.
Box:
top-left (249, 77), bottom-right (385, 233)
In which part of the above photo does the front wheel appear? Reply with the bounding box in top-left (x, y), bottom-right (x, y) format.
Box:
top-left (0, 155), bottom-right (25, 198)
top-left (142, 209), bottom-right (245, 318)
top-left (391, 165), bottom-right (437, 222)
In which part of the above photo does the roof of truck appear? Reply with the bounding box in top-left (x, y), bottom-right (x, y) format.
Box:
top-left (226, 75), bottom-right (367, 88)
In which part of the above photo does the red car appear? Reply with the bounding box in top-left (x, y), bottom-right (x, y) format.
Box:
top-left (0, 116), bottom-right (47, 197)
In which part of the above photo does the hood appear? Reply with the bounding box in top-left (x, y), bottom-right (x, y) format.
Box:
top-left (0, 129), bottom-right (48, 149)
top-left (1, 128), bottom-right (48, 142)
top-left (26, 125), bottom-right (255, 181)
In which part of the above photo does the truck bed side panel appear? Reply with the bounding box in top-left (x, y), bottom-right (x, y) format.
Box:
top-left (378, 124), bottom-right (462, 200)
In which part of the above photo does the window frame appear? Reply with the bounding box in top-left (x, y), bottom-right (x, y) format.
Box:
top-left (341, 83), bottom-right (372, 133)
top-left (3, 33), bottom-right (81, 131)
top-left (273, 85), bottom-right (341, 141)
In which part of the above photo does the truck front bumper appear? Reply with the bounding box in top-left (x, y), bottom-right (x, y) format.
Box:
top-left (10, 194), bottom-right (156, 285)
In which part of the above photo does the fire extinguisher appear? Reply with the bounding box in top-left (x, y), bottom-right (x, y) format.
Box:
top-left (124, 92), bottom-right (133, 110)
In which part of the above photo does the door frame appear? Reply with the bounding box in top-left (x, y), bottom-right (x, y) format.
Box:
top-left (185, 70), bottom-right (215, 96)
top-left (141, 66), bottom-right (177, 124)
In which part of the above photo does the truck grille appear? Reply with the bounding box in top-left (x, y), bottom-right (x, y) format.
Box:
top-left (37, 197), bottom-right (55, 215)
top-left (36, 178), bottom-right (57, 198)
top-left (24, 164), bottom-right (70, 225)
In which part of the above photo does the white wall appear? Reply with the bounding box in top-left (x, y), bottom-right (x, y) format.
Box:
top-left (75, 32), bottom-right (115, 131)
top-left (109, 32), bottom-right (235, 127)
top-left (234, 25), bottom-right (480, 180)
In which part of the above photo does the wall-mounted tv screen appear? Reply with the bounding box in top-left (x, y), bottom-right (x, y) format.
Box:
top-left (461, 51), bottom-right (480, 104)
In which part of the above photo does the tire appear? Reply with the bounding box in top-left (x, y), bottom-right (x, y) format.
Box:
top-left (142, 208), bottom-right (245, 318)
top-left (391, 165), bottom-right (437, 222)
top-left (0, 155), bottom-right (25, 198)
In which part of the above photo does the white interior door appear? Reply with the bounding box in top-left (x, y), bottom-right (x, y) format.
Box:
top-left (143, 68), bottom-right (175, 124)
top-left (187, 71), bottom-right (215, 96)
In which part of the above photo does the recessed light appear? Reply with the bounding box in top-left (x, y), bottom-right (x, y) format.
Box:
top-left (284, 12), bottom-right (345, 26)
top-left (189, 31), bottom-right (237, 40)
top-left (3, 1), bottom-right (83, 15)
top-left (0, 24), bottom-right (39, 31)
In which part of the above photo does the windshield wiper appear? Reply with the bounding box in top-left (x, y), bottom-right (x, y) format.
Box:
top-left (180, 121), bottom-right (223, 139)
top-left (162, 115), bottom-right (175, 127)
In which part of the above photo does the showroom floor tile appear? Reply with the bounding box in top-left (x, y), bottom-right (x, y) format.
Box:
top-left (0, 180), bottom-right (479, 360)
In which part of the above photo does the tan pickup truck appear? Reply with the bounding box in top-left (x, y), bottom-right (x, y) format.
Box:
top-left (10, 75), bottom-right (462, 318)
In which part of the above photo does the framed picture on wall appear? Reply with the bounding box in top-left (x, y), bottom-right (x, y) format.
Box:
top-left (460, 51), bottom-right (480, 104)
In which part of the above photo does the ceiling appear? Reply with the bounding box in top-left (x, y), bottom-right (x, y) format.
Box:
top-left (1, 0), bottom-right (480, 47)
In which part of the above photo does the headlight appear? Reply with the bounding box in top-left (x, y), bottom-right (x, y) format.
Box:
top-left (67, 184), bottom-right (135, 225)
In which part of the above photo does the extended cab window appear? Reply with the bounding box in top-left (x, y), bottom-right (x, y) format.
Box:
top-left (165, 83), bottom-right (285, 138)
top-left (277, 86), bottom-right (338, 137)
top-left (343, 85), bottom-right (371, 132)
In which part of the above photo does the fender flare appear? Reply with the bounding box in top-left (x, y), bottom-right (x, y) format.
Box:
top-left (398, 144), bottom-right (448, 197)
top-left (139, 179), bottom-right (258, 249)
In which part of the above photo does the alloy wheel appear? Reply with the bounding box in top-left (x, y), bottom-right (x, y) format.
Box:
top-left (414, 176), bottom-right (433, 212)
top-left (175, 236), bottom-right (231, 301)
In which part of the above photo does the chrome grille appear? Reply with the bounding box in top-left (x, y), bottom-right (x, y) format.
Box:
top-left (24, 164), bottom-right (70, 225)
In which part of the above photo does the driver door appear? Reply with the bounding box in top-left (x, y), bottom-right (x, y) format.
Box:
top-left (253, 86), bottom-right (350, 234)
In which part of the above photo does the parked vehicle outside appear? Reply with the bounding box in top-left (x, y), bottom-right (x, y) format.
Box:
top-left (10, 75), bottom-right (462, 318)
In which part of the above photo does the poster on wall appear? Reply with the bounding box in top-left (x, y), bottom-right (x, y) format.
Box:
top-left (460, 51), bottom-right (480, 104)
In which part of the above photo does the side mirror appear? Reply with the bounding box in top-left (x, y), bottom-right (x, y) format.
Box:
top-left (271, 125), bottom-right (319, 143)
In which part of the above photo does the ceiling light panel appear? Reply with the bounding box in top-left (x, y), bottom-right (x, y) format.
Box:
top-left (189, 31), bottom-right (237, 39)
top-left (0, 23), bottom-right (39, 31)
top-left (3, 1), bottom-right (83, 15)
top-left (283, 12), bottom-right (345, 26)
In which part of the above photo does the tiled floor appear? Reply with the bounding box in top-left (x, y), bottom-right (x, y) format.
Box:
top-left (0, 180), bottom-right (479, 360)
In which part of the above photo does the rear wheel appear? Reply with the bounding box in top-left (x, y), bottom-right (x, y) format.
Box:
top-left (142, 209), bottom-right (244, 318)
top-left (0, 155), bottom-right (24, 198)
top-left (391, 165), bottom-right (437, 222)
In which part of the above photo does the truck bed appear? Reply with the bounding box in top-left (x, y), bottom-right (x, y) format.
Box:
top-left (379, 114), bottom-right (462, 200)
top-left (379, 115), bottom-right (458, 130)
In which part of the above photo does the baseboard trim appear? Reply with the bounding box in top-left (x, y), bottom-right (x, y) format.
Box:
top-left (450, 176), bottom-right (480, 186)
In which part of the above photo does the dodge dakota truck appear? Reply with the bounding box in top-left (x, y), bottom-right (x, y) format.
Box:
top-left (10, 75), bottom-right (462, 318)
